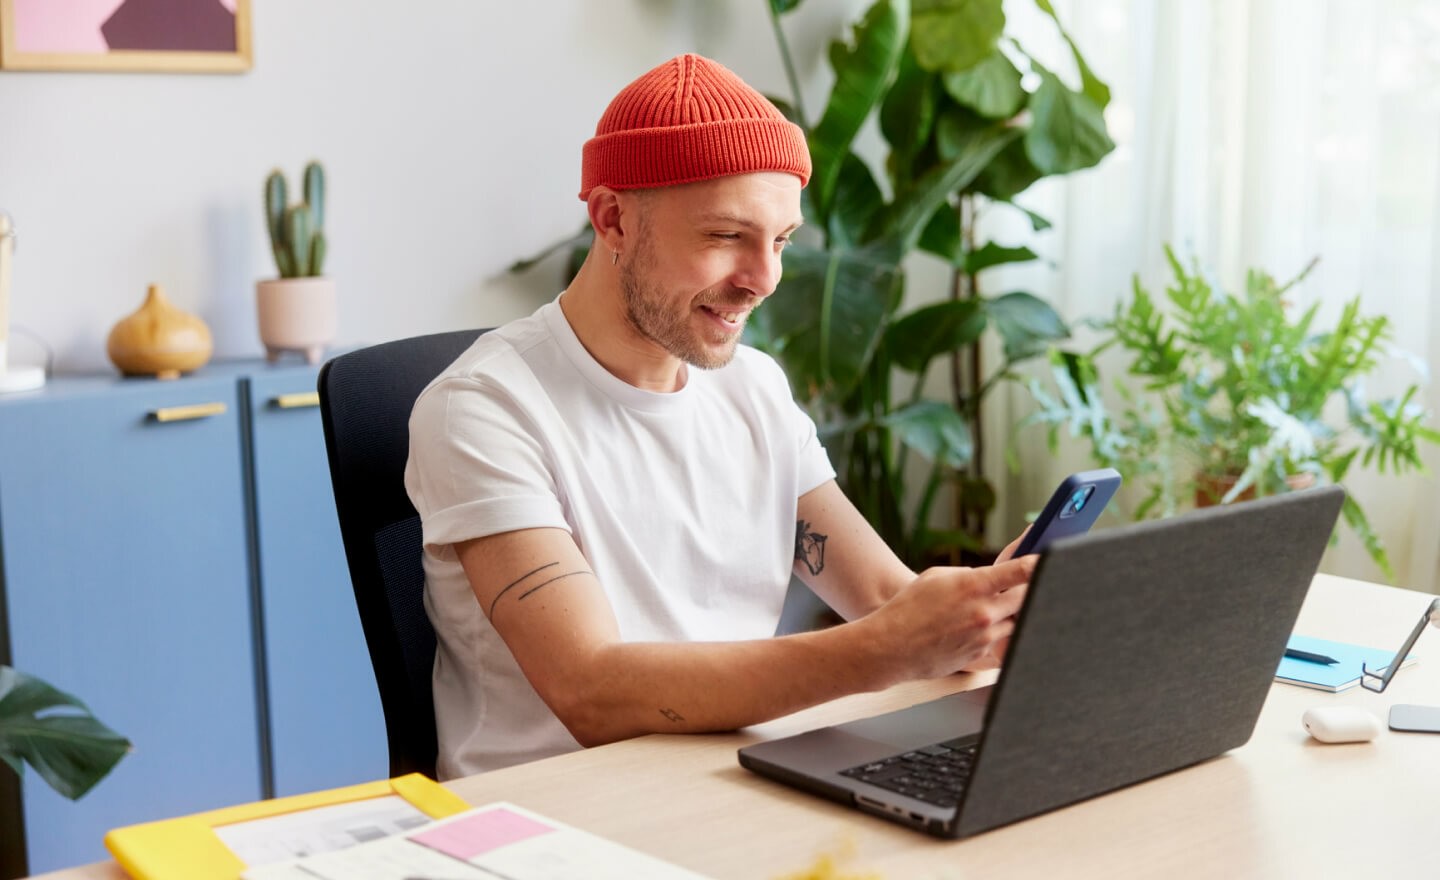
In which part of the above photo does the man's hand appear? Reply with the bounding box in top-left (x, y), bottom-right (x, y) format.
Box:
top-left (860, 556), bottom-right (1034, 681)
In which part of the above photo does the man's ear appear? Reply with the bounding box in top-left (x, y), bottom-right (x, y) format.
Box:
top-left (586, 186), bottom-right (637, 258)
top-left (586, 187), bottom-right (622, 255)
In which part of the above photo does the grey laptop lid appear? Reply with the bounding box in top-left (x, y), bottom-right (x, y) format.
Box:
top-left (740, 485), bottom-right (1345, 839)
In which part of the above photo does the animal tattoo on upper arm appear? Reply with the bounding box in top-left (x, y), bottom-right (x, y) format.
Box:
top-left (794, 519), bottom-right (828, 576)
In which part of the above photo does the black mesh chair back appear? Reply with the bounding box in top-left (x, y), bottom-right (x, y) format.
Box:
top-left (317, 329), bottom-right (486, 778)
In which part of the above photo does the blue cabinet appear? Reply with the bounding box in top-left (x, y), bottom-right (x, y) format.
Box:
top-left (0, 375), bottom-right (262, 873)
top-left (0, 362), bottom-right (387, 876)
top-left (246, 368), bottom-right (387, 798)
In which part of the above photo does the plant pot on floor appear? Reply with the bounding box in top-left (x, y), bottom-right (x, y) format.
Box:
top-left (1195, 471), bottom-right (1317, 507)
top-left (256, 276), bottom-right (336, 364)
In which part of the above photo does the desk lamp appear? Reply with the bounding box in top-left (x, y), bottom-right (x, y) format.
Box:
top-left (1360, 596), bottom-right (1440, 732)
top-left (0, 212), bottom-right (47, 394)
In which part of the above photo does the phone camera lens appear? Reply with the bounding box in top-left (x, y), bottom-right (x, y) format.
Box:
top-left (1060, 484), bottom-right (1097, 518)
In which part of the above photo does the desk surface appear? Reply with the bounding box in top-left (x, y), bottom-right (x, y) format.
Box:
top-left (33, 573), bottom-right (1440, 879)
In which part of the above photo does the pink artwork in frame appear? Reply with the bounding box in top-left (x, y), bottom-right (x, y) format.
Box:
top-left (0, 0), bottom-right (251, 72)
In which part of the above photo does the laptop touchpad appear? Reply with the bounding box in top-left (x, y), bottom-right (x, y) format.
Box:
top-left (836, 687), bottom-right (991, 750)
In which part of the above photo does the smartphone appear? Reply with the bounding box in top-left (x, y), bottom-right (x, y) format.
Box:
top-left (1012, 468), bottom-right (1122, 557)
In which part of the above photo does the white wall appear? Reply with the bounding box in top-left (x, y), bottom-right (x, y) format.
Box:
top-left (0, 1), bottom-right (867, 373)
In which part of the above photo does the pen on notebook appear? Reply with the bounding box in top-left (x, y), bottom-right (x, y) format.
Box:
top-left (1285, 647), bottom-right (1339, 665)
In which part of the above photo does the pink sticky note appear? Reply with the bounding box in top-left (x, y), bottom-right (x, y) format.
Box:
top-left (410, 807), bottom-right (556, 860)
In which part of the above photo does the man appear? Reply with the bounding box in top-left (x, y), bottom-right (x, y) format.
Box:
top-left (406, 53), bottom-right (1034, 779)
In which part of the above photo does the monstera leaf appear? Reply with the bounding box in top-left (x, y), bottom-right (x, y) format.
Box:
top-left (0, 666), bottom-right (130, 800)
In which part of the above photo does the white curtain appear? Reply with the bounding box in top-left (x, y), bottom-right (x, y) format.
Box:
top-left (984, 0), bottom-right (1440, 591)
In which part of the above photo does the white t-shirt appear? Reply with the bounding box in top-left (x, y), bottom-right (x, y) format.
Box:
top-left (404, 297), bottom-right (835, 777)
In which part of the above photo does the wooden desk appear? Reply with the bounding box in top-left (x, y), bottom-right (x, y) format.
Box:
top-left (31, 574), bottom-right (1440, 879)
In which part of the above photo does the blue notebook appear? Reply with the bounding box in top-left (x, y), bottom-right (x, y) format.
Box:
top-left (1275, 635), bottom-right (1418, 692)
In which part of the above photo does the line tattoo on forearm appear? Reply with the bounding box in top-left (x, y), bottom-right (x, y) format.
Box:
top-left (795, 518), bottom-right (828, 576)
top-left (659, 708), bottom-right (685, 723)
top-left (487, 561), bottom-right (592, 618)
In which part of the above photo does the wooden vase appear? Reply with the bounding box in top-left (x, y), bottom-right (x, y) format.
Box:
top-left (106, 284), bottom-right (213, 380)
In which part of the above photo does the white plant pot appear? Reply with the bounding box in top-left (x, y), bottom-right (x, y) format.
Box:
top-left (256, 277), bottom-right (337, 364)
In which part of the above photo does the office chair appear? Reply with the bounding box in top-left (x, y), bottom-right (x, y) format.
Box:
top-left (317, 329), bottom-right (486, 779)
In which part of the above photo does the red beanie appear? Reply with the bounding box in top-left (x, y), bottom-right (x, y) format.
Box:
top-left (579, 54), bottom-right (811, 200)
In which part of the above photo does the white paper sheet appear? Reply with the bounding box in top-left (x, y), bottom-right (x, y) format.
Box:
top-left (215, 794), bottom-right (432, 867)
top-left (240, 802), bottom-right (711, 880)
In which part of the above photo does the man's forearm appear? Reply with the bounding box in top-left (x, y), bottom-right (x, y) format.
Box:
top-left (538, 618), bottom-right (898, 747)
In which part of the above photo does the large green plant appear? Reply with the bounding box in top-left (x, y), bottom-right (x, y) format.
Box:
top-left (1026, 246), bottom-right (1440, 580)
top-left (0, 665), bottom-right (129, 800)
top-left (748, 0), bottom-right (1114, 563)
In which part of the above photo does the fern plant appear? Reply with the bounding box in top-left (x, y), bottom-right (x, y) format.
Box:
top-left (1026, 245), bottom-right (1440, 579)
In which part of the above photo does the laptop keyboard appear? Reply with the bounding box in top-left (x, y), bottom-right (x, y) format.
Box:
top-left (839, 737), bottom-right (978, 808)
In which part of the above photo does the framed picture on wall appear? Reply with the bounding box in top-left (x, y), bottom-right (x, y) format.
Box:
top-left (0, 0), bottom-right (251, 73)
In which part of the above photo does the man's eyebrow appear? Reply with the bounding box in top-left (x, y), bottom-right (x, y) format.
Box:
top-left (695, 212), bottom-right (806, 234)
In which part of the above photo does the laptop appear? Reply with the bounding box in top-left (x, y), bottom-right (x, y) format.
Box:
top-left (739, 485), bottom-right (1345, 839)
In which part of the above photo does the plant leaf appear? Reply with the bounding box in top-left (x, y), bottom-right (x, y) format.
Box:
top-left (868, 123), bottom-right (1020, 261)
top-left (0, 666), bottom-right (130, 801)
top-left (984, 291), bottom-right (1070, 361)
top-left (827, 152), bottom-right (887, 249)
top-left (770, 0), bottom-right (804, 13)
top-left (942, 49), bottom-right (1025, 118)
top-left (964, 241), bottom-right (1038, 274)
top-left (879, 47), bottom-right (939, 184)
top-left (880, 399), bottom-right (973, 467)
top-left (508, 224), bottom-right (593, 274)
top-left (1034, 0), bottom-right (1112, 109)
top-left (808, 0), bottom-right (908, 226)
top-left (917, 202), bottom-right (963, 265)
top-left (1006, 200), bottom-right (1053, 231)
top-left (886, 299), bottom-right (988, 373)
top-left (764, 244), bottom-right (900, 399)
top-left (971, 136), bottom-right (1044, 199)
top-left (1023, 67), bottom-right (1115, 175)
top-left (910, 0), bottom-right (1005, 73)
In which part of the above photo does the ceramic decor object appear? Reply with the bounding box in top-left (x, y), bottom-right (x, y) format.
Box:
top-left (106, 284), bottom-right (213, 379)
top-left (256, 276), bottom-right (336, 364)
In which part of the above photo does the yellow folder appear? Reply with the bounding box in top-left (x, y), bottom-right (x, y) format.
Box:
top-left (103, 773), bottom-right (471, 880)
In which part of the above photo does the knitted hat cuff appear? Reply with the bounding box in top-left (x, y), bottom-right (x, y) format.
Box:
top-left (578, 54), bottom-right (812, 200)
top-left (581, 117), bottom-right (810, 198)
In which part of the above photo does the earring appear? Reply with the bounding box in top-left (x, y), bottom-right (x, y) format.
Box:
top-left (611, 250), bottom-right (620, 266)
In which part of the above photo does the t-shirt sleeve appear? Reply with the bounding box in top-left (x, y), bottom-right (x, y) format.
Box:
top-left (405, 373), bottom-right (570, 554)
top-left (794, 398), bottom-right (836, 496)
top-left (748, 348), bottom-right (835, 496)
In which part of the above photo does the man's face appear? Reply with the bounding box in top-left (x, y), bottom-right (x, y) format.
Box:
top-left (617, 172), bottom-right (803, 370)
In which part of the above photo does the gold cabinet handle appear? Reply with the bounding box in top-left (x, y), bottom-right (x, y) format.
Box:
top-left (271, 391), bottom-right (320, 409)
top-left (150, 402), bottom-right (227, 422)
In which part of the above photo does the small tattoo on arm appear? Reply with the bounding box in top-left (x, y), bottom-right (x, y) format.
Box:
top-left (795, 519), bottom-right (828, 576)
top-left (487, 561), bottom-right (593, 619)
top-left (516, 570), bottom-right (591, 602)
top-left (659, 708), bottom-right (685, 723)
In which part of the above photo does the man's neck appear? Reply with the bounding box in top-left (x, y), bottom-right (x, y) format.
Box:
top-left (559, 259), bottom-right (687, 393)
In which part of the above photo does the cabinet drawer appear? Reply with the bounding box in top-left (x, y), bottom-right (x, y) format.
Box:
top-left (0, 376), bottom-right (263, 873)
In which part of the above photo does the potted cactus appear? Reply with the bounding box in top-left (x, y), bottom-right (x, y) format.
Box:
top-left (256, 160), bottom-right (336, 364)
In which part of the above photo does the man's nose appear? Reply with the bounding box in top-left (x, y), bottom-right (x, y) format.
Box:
top-left (735, 243), bottom-right (784, 299)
